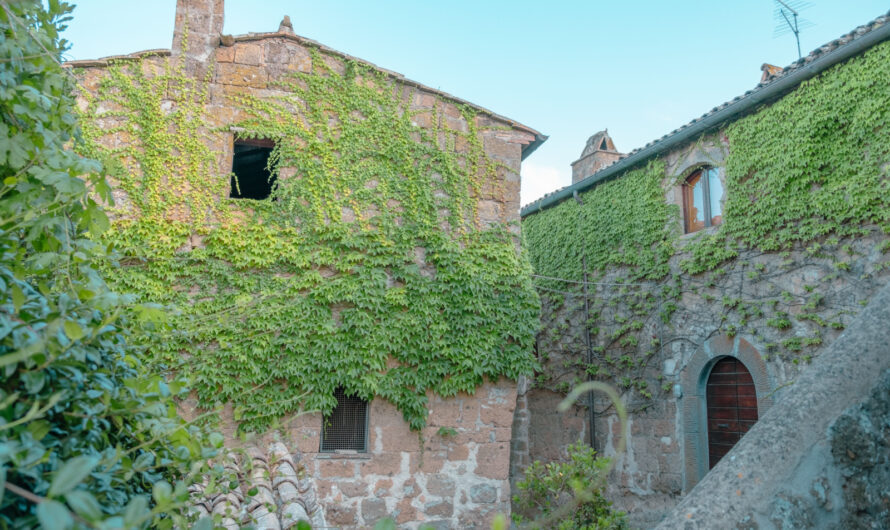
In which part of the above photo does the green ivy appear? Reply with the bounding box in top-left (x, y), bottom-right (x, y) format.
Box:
top-left (522, 39), bottom-right (890, 394)
top-left (682, 39), bottom-right (890, 273)
top-left (523, 160), bottom-right (678, 287)
top-left (78, 50), bottom-right (539, 432)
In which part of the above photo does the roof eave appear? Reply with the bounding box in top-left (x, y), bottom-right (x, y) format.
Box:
top-left (521, 15), bottom-right (890, 218)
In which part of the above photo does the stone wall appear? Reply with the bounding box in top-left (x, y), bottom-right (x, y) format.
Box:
top-left (514, 131), bottom-right (890, 527)
top-left (70, 2), bottom-right (538, 527)
top-left (283, 381), bottom-right (516, 529)
top-left (654, 283), bottom-right (890, 528)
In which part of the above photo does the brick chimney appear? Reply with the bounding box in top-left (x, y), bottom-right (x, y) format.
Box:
top-left (171, 0), bottom-right (225, 76)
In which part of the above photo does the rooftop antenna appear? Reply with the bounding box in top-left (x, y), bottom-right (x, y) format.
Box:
top-left (773, 0), bottom-right (814, 59)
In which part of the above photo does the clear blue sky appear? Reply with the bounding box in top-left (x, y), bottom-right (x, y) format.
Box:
top-left (61, 1), bottom-right (889, 205)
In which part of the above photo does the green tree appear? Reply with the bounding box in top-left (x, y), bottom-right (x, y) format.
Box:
top-left (0, 2), bottom-right (220, 528)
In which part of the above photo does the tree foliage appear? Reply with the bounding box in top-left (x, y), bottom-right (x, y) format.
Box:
top-left (0, 2), bottom-right (219, 527)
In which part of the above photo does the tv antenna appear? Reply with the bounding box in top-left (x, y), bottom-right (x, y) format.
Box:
top-left (773, 0), bottom-right (814, 59)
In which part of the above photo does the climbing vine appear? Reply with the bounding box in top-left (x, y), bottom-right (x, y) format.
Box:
top-left (77, 50), bottom-right (539, 432)
top-left (523, 40), bottom-right (890, 404)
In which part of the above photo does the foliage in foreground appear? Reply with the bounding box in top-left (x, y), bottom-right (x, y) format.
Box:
top-left (0, 2), bottom-right (220, 528)
top-left (512, 442), bottom-right (627, 529)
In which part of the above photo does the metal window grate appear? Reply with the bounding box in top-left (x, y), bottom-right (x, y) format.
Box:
top-left (320, 388), bottom-right (368, 452)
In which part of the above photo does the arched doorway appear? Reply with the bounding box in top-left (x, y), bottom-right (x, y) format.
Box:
top-left (681, 335), bottom-right (773, 491)
top-left (705, 357), bottom-right (758, 468)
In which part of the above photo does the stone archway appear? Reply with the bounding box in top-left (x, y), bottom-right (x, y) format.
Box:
top-left (679, 335), bottom-right (772, 491)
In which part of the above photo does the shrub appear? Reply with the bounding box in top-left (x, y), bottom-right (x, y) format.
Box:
top-left (0, 2), bottom-right (221, 528)
top-left (512, 442), bottom-right (627, 529)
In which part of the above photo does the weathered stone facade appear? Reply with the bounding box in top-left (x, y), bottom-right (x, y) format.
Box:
top-left (286, 382), bottom-right (517, 528)
top-left (517, 11), bottom-right (890, 528)
top-left (69, 0), bottom-right (544, 527)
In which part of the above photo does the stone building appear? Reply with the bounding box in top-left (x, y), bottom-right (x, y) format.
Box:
top-left (519, 11), bottom-right (890, 528)
top-left (68, 0), bottom-right (545, 528)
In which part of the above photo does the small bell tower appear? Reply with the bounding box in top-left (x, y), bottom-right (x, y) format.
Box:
top-left (571, 130), bottom-right (622, 184)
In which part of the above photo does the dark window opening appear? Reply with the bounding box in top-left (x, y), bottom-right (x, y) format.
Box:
top-left (320, 387), bottom-right (368, 452)
top-left (230, 138), bottom-right (276, 200)
top-left (599, 138), bottom-right (608, 150)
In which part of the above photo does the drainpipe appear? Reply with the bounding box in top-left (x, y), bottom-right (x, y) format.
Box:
top-left (574, 190), bottom-right (597, 451)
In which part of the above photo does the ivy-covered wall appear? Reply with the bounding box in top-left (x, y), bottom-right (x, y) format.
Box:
top-left (520, 38), bottom-right (890, 525)
top-left (70, 9), bottom-right (541, 525)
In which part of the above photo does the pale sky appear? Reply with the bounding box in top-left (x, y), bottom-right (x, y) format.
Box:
top-left (61, 1), bottom-right (890, 205)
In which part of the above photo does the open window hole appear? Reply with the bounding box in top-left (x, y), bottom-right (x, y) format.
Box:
top-left (230, 138), bottom-right (277, 200)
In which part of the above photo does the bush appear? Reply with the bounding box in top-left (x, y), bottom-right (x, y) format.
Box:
top-left (512, 442), bottom-right (627, 529)
top-left (0, 2), bottom-right (221, 528)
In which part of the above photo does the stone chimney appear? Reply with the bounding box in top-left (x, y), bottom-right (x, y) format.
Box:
top-left (171, 0), bottom-right (225, 76)
top-left (570, 130), bottom-right (622, 184)
top-left (760, 63), bottom-right (783, 84)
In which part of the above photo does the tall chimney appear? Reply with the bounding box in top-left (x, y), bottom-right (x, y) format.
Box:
top-left (171, 0), bottom-right (224, 76)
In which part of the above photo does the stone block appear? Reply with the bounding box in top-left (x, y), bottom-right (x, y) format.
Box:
top-left (411, 451), bottom-right (445, 474)
top-left (373, 478), bottom-right (392, 496)
top-left (233, 43), bottom-right (263, 65)
top-left (477, 200), bottom-right (502, 225)
top-left (217, 63), bottom-right (267, 88)
top-left (411, 111), bottom-right (433, 129)
top-left (447, 443), bottom-right (469, 462)
top-left (321, 54), bottom-right (346, 75)
top-left (425, 473), bottom-right (456, 497)
top-left (494, 428), bottom-right (512, 442)
top-left (358, 452), bottom-right (402, 477)
top-left (425, 500), bottom-right (454, 517)
top-left (480, 404), bottom-right (514, 428)
top-left (469, 483), bottom-right (497, 504)
top-left (395, 497), bottom-right (419, 523)
top-left (412, 91), bottom-right (436, 109)
top-left (337, 480), bottom-right (368, 497)
top-left (429, 397), bottom-right (462, 426)
top-left (361, 498), bottom-right (387, 523)
top-left (475, 443), bottom-right (510, 479)
top-left (482, 133), bottom-right (520, 162)
top-left (216, 46), bottom-right (234, 63)
top-left (458, 504), bottom-right (498, 530)
top-left (318, 459), bottom-right (355, 478)
top-left (326, 504), bottom-right (356, 526)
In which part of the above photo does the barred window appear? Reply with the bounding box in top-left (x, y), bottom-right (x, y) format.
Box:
top-left (320, 388), bottom-right (368, 452)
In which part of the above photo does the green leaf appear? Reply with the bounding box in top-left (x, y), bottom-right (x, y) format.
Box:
top-left (49, 456), bottom-right (97, 497)
top-left (372, 518), bottom-right (395, 530)
top-left (0, 467), bottom-right (5, 506)
top-left (208, 432), bottom-right (224, 448)
top-left (36, 500), bottom-right (74, 530)
top-left (192, 517), bottom-right (214, 530)
top-left (11, 284), bottom-right (24, 312)
top-left (152, 481), bottom-right (172, 505)
top-left (63, 321), bottom-right (85, 341)
top-left (65, 490), bottom-right (103, 521)
top-left (123, 495), bottom-right (149, 526)
top-left (297, 521), bottom-right (314, 530)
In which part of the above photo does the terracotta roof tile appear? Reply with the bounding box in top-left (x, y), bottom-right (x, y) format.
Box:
top-left (189, 442), bottom-right (326, 529)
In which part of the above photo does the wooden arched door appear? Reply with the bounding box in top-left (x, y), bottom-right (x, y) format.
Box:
top-left (706, 357), bottom-right (758, 468)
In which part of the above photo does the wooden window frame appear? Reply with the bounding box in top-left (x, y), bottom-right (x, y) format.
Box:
top-left (682, 166), bottom-right (721, 234)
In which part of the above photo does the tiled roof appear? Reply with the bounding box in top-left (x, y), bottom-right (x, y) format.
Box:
top-left (617, 11), bottom-right (889, 162)
top-left (521, 10), bottom-right (890, 215)
top-left (189, 442), bottom-right (326, 530)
